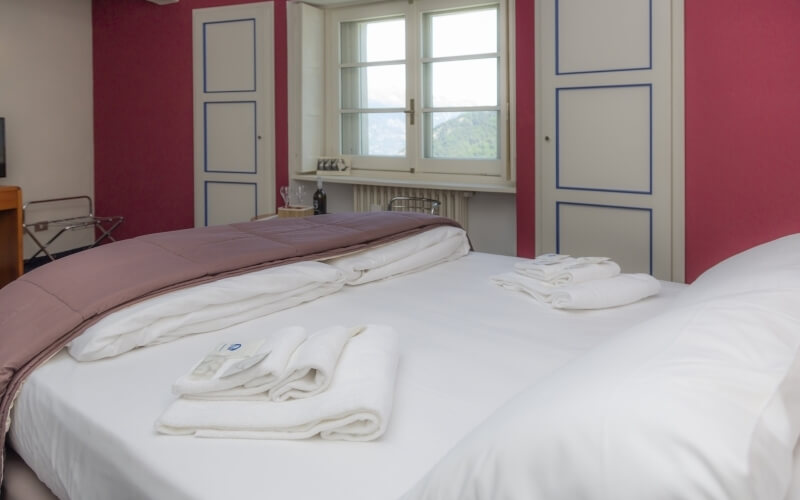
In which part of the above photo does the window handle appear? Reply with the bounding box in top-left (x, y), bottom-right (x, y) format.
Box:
top-left (404, 98), bottom-right (415, 126)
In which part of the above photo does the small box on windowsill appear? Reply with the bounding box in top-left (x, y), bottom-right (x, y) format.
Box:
top-left (278, 206), bottom-right (314, 218)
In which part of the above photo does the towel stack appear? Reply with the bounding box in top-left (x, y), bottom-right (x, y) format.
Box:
top-left (156, 324), bottom-right (400, 441)
top-left (491, 254), bottom-right (660, 309)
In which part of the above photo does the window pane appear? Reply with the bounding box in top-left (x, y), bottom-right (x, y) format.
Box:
top-left (341, 65), bottom-right (405, 109)
top-left (424, 111), bottom-right (498, 159)
top-left (341, 18), bottom-right (405, 64)
top-left (342, 113), bottom-right (406, 157)
top-left (425, 7), bottom-right (497, 58)
top-left (425, 58), bottom-right (497, 108)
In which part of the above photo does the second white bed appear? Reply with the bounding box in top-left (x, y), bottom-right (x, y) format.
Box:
top-left (9, 252), bottom-right (685, 500)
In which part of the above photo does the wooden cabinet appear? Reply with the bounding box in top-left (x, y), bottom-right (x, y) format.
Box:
top-left (0, 186), bottom-right (23, 288)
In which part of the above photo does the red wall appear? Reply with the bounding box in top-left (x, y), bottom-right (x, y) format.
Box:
top-left (92, 0), bottom-right (287, 240)
top-left (93, 1), bottom-right (800, 281)
top-left (514, 0), bottom-right (536, 258)
top-left (684, 0), bottom-right (800, 281)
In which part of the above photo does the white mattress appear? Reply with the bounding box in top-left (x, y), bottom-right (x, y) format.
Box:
top-left (9, 252), bottom-right (686, 500)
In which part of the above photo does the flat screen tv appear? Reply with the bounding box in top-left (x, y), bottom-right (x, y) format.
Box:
top-left (0, 117), bottom-right (5, 178)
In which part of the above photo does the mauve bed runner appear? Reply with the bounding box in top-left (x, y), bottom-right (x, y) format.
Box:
top-left (0, 212), bottom-right (459, 486)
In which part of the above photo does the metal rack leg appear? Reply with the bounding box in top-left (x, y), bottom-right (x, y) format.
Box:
top-left (90, 218), bottom-right (124, 247)
top-left (23, 227), bottom-right (67, 261)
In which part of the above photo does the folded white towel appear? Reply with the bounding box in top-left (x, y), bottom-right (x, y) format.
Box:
top-left (514, 255), bottom-right (619, 285)
top-left (69, 261), bottom-right (345, 361)
top-left (492, 272), bottom-right (661, 309)
top-left (172, 326), bottom-right (308, 398)
top-left (328, 225), bottom-right (470, 285)
top-left (174, 325), bottom-right (364, 401)
top-left (155, 325), bottom-right (400, 441)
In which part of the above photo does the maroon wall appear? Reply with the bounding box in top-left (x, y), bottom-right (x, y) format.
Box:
top-left (92, 0), bottom-right (287, 240)
top-left (514, 0), bottom-right (536, 258)
top-left (684, 0), bottom-right (800, 280)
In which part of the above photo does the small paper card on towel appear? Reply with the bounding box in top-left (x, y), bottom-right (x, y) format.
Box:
top-left (190, 341), bottom-right (269, 380)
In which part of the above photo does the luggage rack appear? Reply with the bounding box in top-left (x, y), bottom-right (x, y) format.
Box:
top-left (23, 196), bottom-right (124, 261)
top-left (387, 196), bottom-right (441, 215)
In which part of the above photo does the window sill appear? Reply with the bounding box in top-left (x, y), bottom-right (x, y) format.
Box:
top-left (291, 170), bottom-right (516, 194)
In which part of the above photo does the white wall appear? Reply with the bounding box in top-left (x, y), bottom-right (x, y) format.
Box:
top-left (0, 0), bottom-right (94, 259)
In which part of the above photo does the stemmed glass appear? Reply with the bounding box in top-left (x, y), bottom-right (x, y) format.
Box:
top-left (280, 186), bottom-right (290, 208)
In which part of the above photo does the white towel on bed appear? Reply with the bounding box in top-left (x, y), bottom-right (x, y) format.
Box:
top-left (173, 325), bottom-right (365, 401)
top-left (269, 325), bottom-right (365, 401)
top-left (172, 326), bottom-right (308, 398)
top-left (155, 324), bottom-right (400, 441)
top-left (69, 261), bottom-right (346, 362)
top-left (327, 225), bottom-right (470, 285)
top-left (514, 255), bottom-right (620, 285)
top-left (492, 272), bottom-right (661, 309)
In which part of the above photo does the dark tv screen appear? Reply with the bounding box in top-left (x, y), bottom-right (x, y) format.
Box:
top-left (0, 117), bottom-right (5, 178)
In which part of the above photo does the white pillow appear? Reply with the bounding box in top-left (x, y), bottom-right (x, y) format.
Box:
top-left (679, 233), bottom-right (800, 304)
top-left (402, 289), bottom-right (800, 500)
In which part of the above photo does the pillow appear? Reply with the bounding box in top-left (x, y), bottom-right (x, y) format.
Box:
top-left (678, 233), bottom-right (800, 305)
top-left (402, 289), bottom-right (800, 500)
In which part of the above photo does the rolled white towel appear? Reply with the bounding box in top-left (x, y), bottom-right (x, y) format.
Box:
top-left (514, 255), bottom-right (619, 285)
top-left (155, 324), bottom-right (400, 441)
top-left (327, 225), bottom-right (470, 285)
top-left (268, 325), bottom-right (365, 401)
top-left (492, 272), bottom-right (660, 309)
top-left (172, 326), bottom-right (307, 399)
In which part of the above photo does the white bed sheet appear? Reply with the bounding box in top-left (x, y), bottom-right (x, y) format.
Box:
top-left (9, 252), bottom-right (686, 500)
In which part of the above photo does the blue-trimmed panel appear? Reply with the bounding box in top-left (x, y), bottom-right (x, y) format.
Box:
top-left (203, 18), bottom-right (257, 93)
top-left (556, 83), bottom-right (652, 195)
top-left (556, 201), bottom-right (653, 275)
top-left (204, 101), bottom-right (258, 174)
top-left (204, 181), bottom-right (258, 227)
top-left (556, 0), bottom-right (652, 75)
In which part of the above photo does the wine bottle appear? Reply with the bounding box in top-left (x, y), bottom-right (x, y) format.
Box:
top-left (312, 178), bottom-right (327, 215)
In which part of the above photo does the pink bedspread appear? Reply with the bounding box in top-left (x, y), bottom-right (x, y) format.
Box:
top-left (0, 212), bottom-right (459, 486)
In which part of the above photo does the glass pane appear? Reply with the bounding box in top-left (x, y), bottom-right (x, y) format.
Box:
top-left (341, 18), bottom-right (405, 64)
top-left (425, 7), bottom-right (497, 58)
top-left (341, 65), bottom-right (405, 109)
top-left (425, 58), bottom-right (497, 107)
top-left (424, 111), bottom-right (498, 159)
top-left (342, 113), bottom-right (406, 157)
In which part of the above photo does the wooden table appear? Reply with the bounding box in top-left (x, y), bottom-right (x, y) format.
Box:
top-left (0, 186), bottom-right (23, 288)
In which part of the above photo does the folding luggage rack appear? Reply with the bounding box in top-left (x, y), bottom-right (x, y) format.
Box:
top-left (387, 196), bottom-right (441, 215)
top-left (22, 195), bottom-right (124, 261)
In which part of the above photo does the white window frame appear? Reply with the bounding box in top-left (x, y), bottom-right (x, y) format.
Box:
top-left (324, 0), bottom-right (511, 185)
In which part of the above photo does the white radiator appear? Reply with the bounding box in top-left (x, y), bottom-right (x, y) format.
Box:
top-left (352, 184), bottom-right (472, 228)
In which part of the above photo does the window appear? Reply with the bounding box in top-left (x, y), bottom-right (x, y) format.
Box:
top-left (326, 0), bottom-right (509, 182)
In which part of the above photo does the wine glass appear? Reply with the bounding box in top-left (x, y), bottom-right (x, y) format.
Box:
top-left (295, 185), bottom-right (306, 207)
top-left (280, 186), bottom-right (290, 207)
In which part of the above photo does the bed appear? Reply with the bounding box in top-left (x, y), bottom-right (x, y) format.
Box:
top-left (3, 212), bottom-right (800, 500)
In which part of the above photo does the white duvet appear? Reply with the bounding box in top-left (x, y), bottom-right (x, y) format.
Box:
top-left (68, 226), bottom-right (469, 361)
top-left (68, 261), bottom-right (346, 361)
top-left (327, 225), bottom-right (469, 285)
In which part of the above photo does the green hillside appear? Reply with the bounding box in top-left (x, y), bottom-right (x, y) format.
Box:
top-left (431, 112), bottom-right (498, 159)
